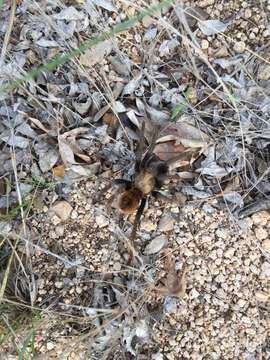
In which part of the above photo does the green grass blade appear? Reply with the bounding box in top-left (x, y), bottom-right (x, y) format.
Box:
top-left (18, 330), bottom-right (34, 360)
top-left (171, 104), bottom-right (185, 119)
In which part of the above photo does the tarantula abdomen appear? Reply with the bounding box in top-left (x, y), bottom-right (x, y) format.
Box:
top-left (116, 188), bottom-right (143, 214)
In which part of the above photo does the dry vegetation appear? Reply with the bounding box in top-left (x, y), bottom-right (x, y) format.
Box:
top-left (0, 0), bottom-right (270, 359)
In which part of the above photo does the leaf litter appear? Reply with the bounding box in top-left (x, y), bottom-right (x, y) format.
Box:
top-left (0, 0), bottom-right (270, 359)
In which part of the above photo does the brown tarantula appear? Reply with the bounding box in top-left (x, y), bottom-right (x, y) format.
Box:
top-left (114, 122), bottom-right (192, 241)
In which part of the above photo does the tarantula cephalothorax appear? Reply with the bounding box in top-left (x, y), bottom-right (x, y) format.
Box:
top-left (114, 122), bottom-right (192, 240)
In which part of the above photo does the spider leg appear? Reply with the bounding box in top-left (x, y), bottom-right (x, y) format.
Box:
top-left (135, 121), bottom-right (146, 172)
top-left (114, 179), bottom-right (133, 191)
top-left (130, 196), bottom-right (147, 242)
top-left (140, 127), bottom-right (160, 169)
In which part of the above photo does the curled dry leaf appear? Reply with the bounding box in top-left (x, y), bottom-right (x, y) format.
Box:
top-left (58, 127), bottom-right (91, 166)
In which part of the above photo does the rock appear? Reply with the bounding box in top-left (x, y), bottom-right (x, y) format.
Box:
top-left (244, 8), bottom-right (252, 19)
top-left (201, 39), bottom-right (209, 49)
top-left (262, 239), bottom-right (270, 252)
top-left (95, 214), bottom-right (109, 228)
top-left (80, 40), bottom-right (112, 67)
top-left (152, 352), bottom-right (164, 360)
top-left (262, 29), bottom-right (270, 37)
top-left (0, 222), bottom-right (11, 233)
top-left (214, 46), bottom-right (228, 57)
top-left (254, 290), bottom-right (269, 302)
top-left (144, 235), bottom-right (167, 255)
top-left (158, 215), bottom-right (175, 232)
top-left (113, 262), bottom-right (121, 271)
top-left (140, 218), bottom-right (157, 232)
top-left (142, 15), bottom-right (153, 28)
top-left (233, 41), bottom-right (245, 53)
top-left (189, 288), bottom-right (200, 299)
top-left (55, 281), bottom-right (63, 289)
top-left (55, 224), bottom-right (65, 236)
top-left (261, 261), bottom-right (270, 277)
top-left (252, 211), bottom-right (270, 225)
top-left (47, 342), bottom-right (54, 350)
top-left (51, 201), bottom-right (73, 221)
top-left (254, 227), bottom-right (268, 241)
top-left (216, 228), bottom-right (229, 239)
top-left (237, 299), bottom-right (246, 307)
top-left (258, 64), bottom-right (270, 80)
top-left (224, 248), bottom-right (235, 259)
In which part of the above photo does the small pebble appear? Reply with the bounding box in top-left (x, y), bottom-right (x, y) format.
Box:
top-left (233, 41), bottom-right (245, 53)
top-left (262, 239), bottom-right (270, 252)
top-left (254, 290), bottom-right (269, 302)
top-left (224, 248), bottom-right (235, 258)
top-left (254, 227), bottom-right (268, 240)
top-left (47, 342), bottom-right (54, 350)
top-left (158, 215), bottom-right (175, 232)
top-left (252, 211), bottom-right (270, 225)
top-left (95, 214), bottom-right (109, 228)
top-left (257, 64), bottom-right (270, 80)
top-left (201, 39), bottom-right (209, 49)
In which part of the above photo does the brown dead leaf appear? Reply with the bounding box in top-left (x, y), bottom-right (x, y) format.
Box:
top-left (53, 164), bottom-right (66, 178)
top-left (156, 257), bottom-right (187, 299)
top-left (52, 201), bottom-right (73, 221)
top-left (154, 141), bottom-right (188, 162)
top-left (149, 121), bottom-right (210, 169)
top-left (58, 136), bottom-right (77, 165)
top-left (102, 113), bottom-right (118, 127)
top-left (158, 122), bottom-right (209, 148)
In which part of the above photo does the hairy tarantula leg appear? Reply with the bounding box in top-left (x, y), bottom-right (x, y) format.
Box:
top-left (130, 196), bottom-right (147, 242)
top-left (135, 121), bottom-right (146, 171)
top-left (114, 179), bottom-right (133, 191)
top-left (140, 127), bottom-right (160, 169)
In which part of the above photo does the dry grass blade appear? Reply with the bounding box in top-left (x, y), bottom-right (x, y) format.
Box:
top-left (0, 0), bottom-right (16, 68)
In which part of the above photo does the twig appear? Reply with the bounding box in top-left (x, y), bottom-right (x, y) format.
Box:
top-left (0, 0), bottom-right (17, 68)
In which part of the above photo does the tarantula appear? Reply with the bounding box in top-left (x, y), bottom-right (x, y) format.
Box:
top-left (114, 122), bottom-right (192, 241)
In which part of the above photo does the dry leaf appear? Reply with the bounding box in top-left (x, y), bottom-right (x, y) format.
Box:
top-left (80, 40), bottom-right (113, 67)
top-left (156, 257), bottom-right (187, 299)
top-left (18, 111), bottom-right (58, 137)
top-left (58, 127), bottom-right (91, 166)
top-left (154, 141), bottom-right (188, 162)
top-left (102, 113), bottom-right (118, 127)
top-left (58, 136), bottom-right (77, 165)
top-left (53, 164), bottom-right (66, 178)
